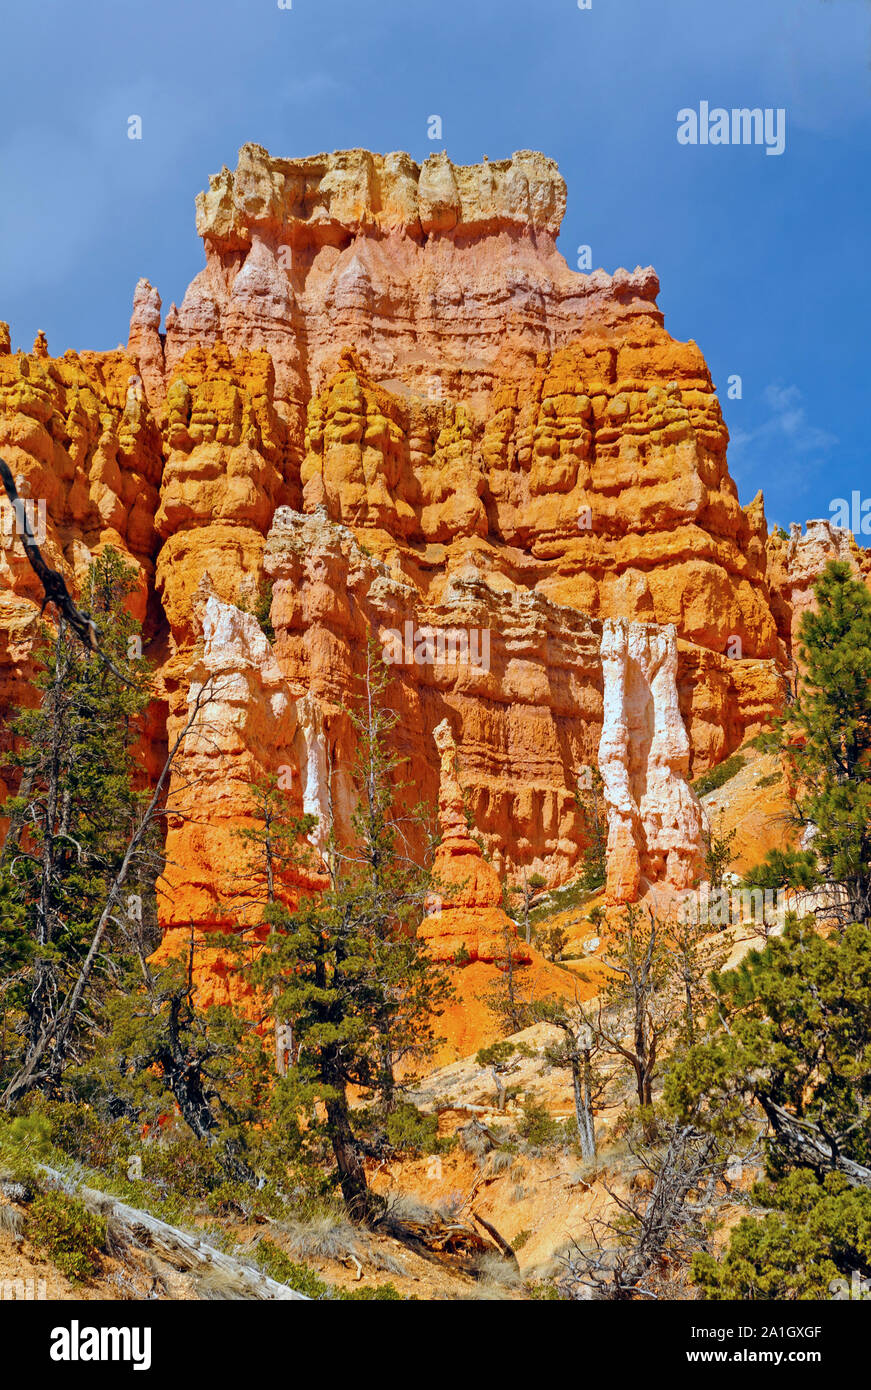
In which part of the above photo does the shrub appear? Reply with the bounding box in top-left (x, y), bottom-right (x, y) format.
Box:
top-left (535, 922), bottom-right (568, 961)
top-left (692, 754), bottom-right (746, 798)
top-left (384, 1104), bottom-right (439, 1155)
top-left (458, 1121), bottom-right (494, 1157)
top-left (27, 1191), bottom-right (106, 1282)
top-left (516, 1099), bottom-right (563, 1148)
top-left (139, 1135), bottom-right (228, 1200)
top-left (23, 1098), bottom-right (134, 1172)
top-left (253, 581), bottom-right (275, 641)
top-left (4, 1113), bottom-right (53, 1159)
top-left (526, 1278), bottom-right (562, 1300)
top-left (256, 1236), bottom-right (405, 1299)
top-left (476, 1042), bottom-right (516, 1069)
top-left (256, 1236), bottom-right (333, 1299)
top-left (271, 1212), bottom-right (362, 1262)
top-left (341, 1282), bottom-right (404, 1300)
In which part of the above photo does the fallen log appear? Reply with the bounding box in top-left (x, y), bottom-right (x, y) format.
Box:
top-left (38, 1166), bottom-right (308, 1301)
top-left (382, 1210), bottom-right (522, 1276)
top-left (383, 1215), bottom-right (492, 1272)
top-left (471, 1210), bottom-right (520, 1270)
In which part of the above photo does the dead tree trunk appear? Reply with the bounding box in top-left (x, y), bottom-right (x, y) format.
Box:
top-left (38, 1166), bottom-right (308, 1300)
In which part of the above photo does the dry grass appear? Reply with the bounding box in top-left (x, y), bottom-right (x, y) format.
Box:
top-left (194, 1264), bottom-right (264, 1301)
top-left (276, 1213), bottom-right (363, 1264)
top-left (0, 1203), bottom-right (24, 1240)
top-left (381, 1191), bottom-right (463, 1227)
top-left (461, 1251), bottom-right (523, 1300)
top-left (458, 1121), bottom-right (494, 1157)
top-left (485, 1150), bottom-right (514, 1175)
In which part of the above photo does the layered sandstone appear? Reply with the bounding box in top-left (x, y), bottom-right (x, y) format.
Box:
top-left (160, 584), bottom-right (302, 936)
top-left (0, 330), bottom-right (163, 782)
top-left (160, 146), bottom-right (661, 422)
top-left (153, 582), bottom-right (326, 1007)
top-left (142, 148), bottom-right (787, 778)
top-left (0, 145), bottom-right (857, 967)
top-left (153, 343), bottom-right (292, 656)
top-left (0, 335), bottom-right (160, 597)
top-left (261, 501), bottom-right (601, 885)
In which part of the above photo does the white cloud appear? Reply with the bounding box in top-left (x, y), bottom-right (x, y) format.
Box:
top-left (729, 382), bottom-right (838, 488)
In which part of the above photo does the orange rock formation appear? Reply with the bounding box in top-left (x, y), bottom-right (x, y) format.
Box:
top-left (0, 144), bottom-right (861, 966)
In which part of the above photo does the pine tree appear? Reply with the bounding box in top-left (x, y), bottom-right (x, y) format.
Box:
top-left (766, 560), bottom-right (871, 925)
top-left (0, 548), bottom-right (224, 1107)
top-left (665, 911), bottom-right (730, 1048)
top-left (702, 811), bottom-right (738, 890)
top-left (742, 846), bottom-right (818, 894)
top-left (0, 550), bottom-right (154, 1099)
top-left (504, 870), bottom-right (547, 946)
top-left (88, 930), bottom-right (271, 1184)
top-left (248, 639), bottom-right (451, 1223)
top-left (575, 768), bottom-right (608, 893)
top-left (587, 905), bottom-right (672, 1136)
top-left (666, 919), bottom-right (871, 1297)
top-left (535, 995), bottom-right (604, 1160)
top-left (228, 776), bottom-right (317, 1074)
top-left (691, 1169), bottom-right (871, 1300)
top-left (487, 919), bottom-right (540, 1035)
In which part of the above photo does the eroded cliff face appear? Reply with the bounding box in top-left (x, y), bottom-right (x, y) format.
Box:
top-left (0, 334), bottom-right (165, 805)
top-left (419, 719), bottom-right (532, 965)
top-left (261, 501), bottom-right (601, 883)
top-left (0, 144), bottom-right (855, 955)
top-left (766, 518), bottom-right (869, 660)
top-left (154, 146), bottom-right (662, 423)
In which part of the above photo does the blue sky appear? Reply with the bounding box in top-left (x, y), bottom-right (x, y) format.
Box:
top-left (0, 0), bottom-right (868, 533)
